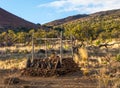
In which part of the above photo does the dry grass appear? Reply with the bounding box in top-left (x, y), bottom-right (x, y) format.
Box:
top-left (73, 47), bottom-right (90, 76)
top-left (0, 44), bottom-right (61, 52)
top-left (0, 58), bottom-right (27, 69)
top-left (73, 47), bottom-right (88, 68)
top-left (78, 47), bottom-right (88, 61)
top-left (0, 40), bottom-right (119, 87)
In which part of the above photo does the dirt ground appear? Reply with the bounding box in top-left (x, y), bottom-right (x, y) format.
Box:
top-left (0, 41), bottom-right (120, 88)
top-left (0, 70), bottom-right (98, 88)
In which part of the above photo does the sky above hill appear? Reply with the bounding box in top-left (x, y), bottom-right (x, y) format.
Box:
top-left (0, 0), bottom-right (120, 24)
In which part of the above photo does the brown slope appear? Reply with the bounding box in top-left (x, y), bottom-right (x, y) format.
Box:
top-left (45, 9), bottom-right (120, 27)
top-left (45, 14), bottom-right (88, 26)
top-left (0, 8), bottom-right (37, 30)
top-left (90, 8), bottom-right (120, 17)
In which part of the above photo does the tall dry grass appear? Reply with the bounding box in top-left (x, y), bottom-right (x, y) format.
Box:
top-left (74, 47), bottom-right (88, 65)
top-left (0, 58), bottom-right (27, 69)
top-left (73, 47), bottom-right (89, 75)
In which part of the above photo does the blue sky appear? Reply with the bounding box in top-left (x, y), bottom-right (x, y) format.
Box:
top-left (0, 0), bottom-right (120, 24)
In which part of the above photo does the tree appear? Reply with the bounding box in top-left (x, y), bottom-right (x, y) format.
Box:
top-left (7, 30), bottom-right (16, 45)
top-left (16, 32), bottom-right (27, 43)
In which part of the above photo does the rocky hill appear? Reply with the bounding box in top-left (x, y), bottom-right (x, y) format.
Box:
top-left (45, 9), bottom-right (120, 27)
top-left (45, 14), bottom-right (88, 26)
top-left (0, 8), bottom-right (37, 31)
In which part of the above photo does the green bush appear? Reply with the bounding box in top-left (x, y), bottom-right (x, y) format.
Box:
top-left (95, 40), bottom-right (101, 46)
top-left (116, 54), bottom-right (120, 62)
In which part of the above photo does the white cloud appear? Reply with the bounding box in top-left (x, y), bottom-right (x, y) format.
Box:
top-left (38, 0), bottom-right (67, 8)
top-left (38, 0), bottom-right (120, 13)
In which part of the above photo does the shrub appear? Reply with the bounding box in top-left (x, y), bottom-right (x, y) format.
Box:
top-left (116, 54), bottom-right (120, 62)
top-left (95, 40), bottom-right (101, 46)
top-left (5, 48), bottom-right (11, 54)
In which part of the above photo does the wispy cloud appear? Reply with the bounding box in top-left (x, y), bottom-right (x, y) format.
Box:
top-left (38, 0), bottom-right (67, 8)
top-left (38, 0), bottom-right (120, 13)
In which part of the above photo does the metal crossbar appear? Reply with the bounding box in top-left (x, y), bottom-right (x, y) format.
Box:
top-left (36, 38), bottom-right (61, 40)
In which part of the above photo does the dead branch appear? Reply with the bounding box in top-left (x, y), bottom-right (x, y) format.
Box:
top-left (98, 42), bottom-right (120, 48)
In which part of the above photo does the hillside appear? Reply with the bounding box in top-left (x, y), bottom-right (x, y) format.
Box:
top-left (46, 9), bottom-right (120, 41)
top-left (45, 9), bottom-right (120, 26)
top-left (45, 14), bottom-right (88, 26)
top-left (0, 8), bottom-right (37, 31)
top-left (90, 9), bottom-right (120, 17)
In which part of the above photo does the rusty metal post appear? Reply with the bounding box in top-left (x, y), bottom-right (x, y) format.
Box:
top-left (60, 31), bottom-right (63, 64)
top-left (45, 33), bottom-right (48, 58)
top-left (32, 32), bottom-right (34, 62)
top-left (71, 35), bottom-right (73, 58)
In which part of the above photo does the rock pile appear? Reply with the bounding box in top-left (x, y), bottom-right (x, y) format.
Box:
top-left (21, 58), bottom-right (80, 77)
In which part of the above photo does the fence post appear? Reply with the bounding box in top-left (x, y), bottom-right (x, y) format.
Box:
top-left (60, 31), bottom-right (63, 64)
top-left (32, 32), bottom-right (34, 62)
top-left (71, 35), bottom-right (73, 58)
top-left (45, 34), bottom-right (48, 58)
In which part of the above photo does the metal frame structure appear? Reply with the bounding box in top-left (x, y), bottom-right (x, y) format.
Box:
top-left (31, 31), bottom-right (74, 64)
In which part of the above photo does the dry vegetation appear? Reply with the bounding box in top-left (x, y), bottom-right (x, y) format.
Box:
top-left (0, 58), bottom-right (27, 69)
top-left (0, 40), bottom-right (120, 88)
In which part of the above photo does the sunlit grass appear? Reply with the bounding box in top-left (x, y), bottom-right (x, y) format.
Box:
top-left (0, 58), bottom-right (27, 69)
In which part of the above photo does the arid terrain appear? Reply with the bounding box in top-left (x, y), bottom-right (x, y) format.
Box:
top-left (0, 40), bottom-right (120, 88)
top-left (0, 70), bottom-right (98, 88)
top-left (0, 5), bottom-right (120, 88)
